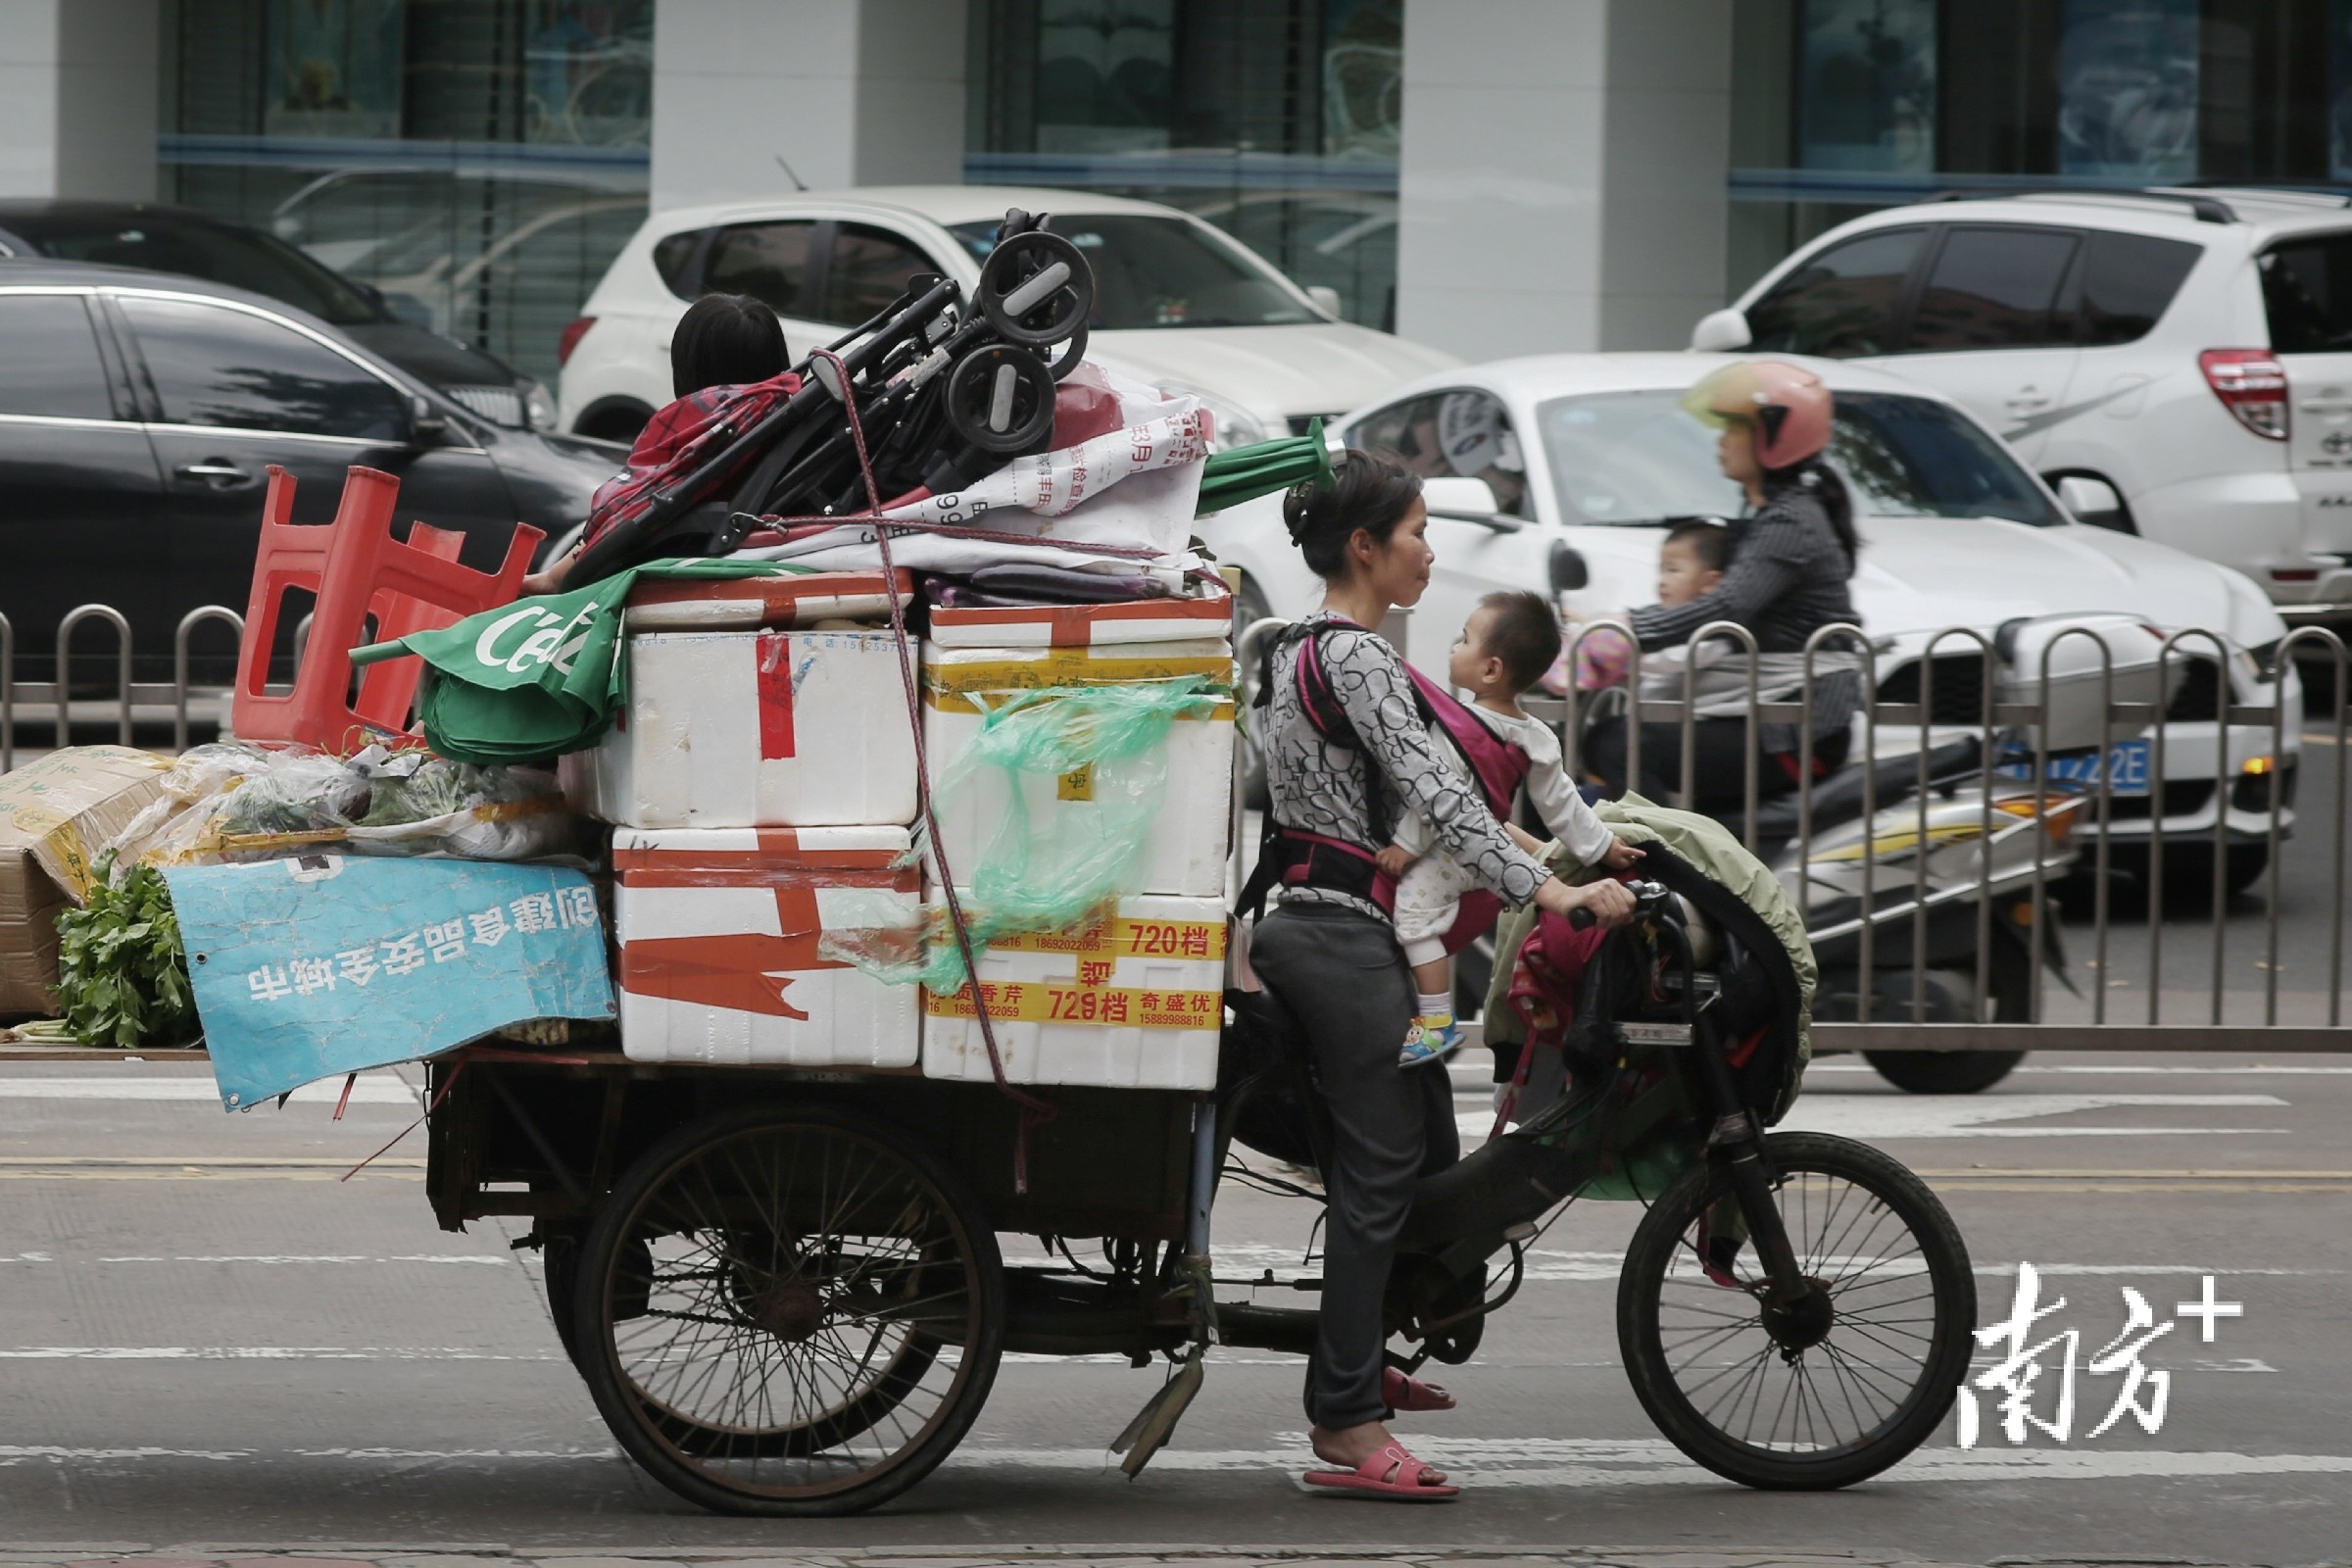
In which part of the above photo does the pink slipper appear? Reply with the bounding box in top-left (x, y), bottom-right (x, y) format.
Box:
top-left (1301, 1441), bottom-right (1459, 1501)
top-left (1383, 1365), bottom-right (1457, 1412)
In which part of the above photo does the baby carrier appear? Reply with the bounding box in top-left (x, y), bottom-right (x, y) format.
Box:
top-left (1236, 618), bottom-right (1526, 951)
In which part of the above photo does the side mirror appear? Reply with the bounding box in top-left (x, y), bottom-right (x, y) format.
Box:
top-left (408, 394), bottom-right (450, 445)
top-left (1304, 284), bottom-right (1344, 318)
top-left (1420, 474), bottom-right (1518, 529)
top-left (2055, 474), bottom-right (2126, 528)
top-left (1548, 540), bottom-right (1590, 594)
top-left (1690, 307), bottom-right (1752, 353)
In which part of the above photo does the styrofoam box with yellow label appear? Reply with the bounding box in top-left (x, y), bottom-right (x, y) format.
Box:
top-left (921, 639), bottom-right (1234, 898)
top-left (921, 893), bottom-right (1226, 1089)
top-left (927, 589), bottom-right (1231, 649)
top-left (563, 628), bottom-right (919, 828)
top-left (614, 824), bottom-right (920, 1067)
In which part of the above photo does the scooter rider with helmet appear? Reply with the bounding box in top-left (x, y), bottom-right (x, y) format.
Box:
top-left (1583, 360), bottom-right (1864, 816)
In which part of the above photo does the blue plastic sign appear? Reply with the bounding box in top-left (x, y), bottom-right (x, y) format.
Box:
top-left (168, 855), bottom-right (614, 1111)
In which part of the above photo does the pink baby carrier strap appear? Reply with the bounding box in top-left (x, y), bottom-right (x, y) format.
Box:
top-left (1405, 664), bottom-right (1531, 824)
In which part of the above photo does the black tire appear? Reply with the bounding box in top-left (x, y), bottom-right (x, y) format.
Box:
top-left (1232, 575), bottom-right (1275, 810)
top-left (572, 1102), bottom-right (1004, 1517)
top-left (1861, 940), bottom-right (2030, 1095)
top-left (1617, 1131), bottom-right (1975, 1491)
top-left (543, 1232), bottom-right (583, 1368)
top-left (1864, 1050), bottom-right (2024, 1095)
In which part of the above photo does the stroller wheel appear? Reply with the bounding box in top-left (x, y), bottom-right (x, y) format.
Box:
top-left (977, 230), bottom-right (1093, 348)
top-left (1044, 320), bottom-right (1089, 381)
top-left (946, 345), bottom-right (1056, 454)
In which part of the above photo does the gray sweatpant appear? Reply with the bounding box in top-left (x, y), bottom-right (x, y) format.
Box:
top-left (1250, 902), bottom-right (1461, 1431)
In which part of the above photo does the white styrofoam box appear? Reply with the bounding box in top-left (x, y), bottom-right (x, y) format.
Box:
top-left (564, 628), bottom-right (919, 828)
top-left (621, 568), bottom-right (912, 631)
top-left (614, 824), bottom-right (919, 1067)
top-left (921, 893), bottom-right (1227, 1089)
top-left (921, 639), bottom-right (1234, 898)
top-left (927, 587), bottom-right (1232, 649)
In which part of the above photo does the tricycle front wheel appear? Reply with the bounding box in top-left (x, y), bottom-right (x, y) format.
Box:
top-left (573, 1102), bottom-right (1004, 1516)
top-left (1616, 1131), bottom-right (1974, 1491)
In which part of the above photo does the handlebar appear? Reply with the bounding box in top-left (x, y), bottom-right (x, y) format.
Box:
top-left (1566, 878), bottom-right (1671, 930)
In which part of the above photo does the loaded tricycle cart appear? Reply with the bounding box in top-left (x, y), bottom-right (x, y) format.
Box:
top-left (419, 860), bottom-right (1979, 1517)
top-left (12, 216), bottom-right (1977, 1518)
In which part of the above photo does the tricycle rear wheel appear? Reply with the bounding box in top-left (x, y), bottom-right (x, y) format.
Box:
top-left (572, 1102), bottom-right (1004, 1516)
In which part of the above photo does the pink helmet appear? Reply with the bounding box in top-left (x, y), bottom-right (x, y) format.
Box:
top-left (1681, 360), bottom-right (1833, 469)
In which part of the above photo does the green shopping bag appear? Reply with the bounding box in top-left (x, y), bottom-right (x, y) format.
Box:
top-left (353, 559), bottom-right (816, 763)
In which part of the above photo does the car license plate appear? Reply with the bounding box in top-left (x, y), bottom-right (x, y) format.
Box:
top-left (2037, 739), bottom-right (2151, 797)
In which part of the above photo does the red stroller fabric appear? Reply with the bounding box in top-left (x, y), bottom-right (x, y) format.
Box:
top-left (580, 371), bottom-right (805, 551)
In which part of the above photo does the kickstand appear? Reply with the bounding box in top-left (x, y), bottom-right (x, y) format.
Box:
top-left (1112, 1251), bottom-right (1217, 1478)
top-left (1112, 1345), bottom-right (1204, 1478)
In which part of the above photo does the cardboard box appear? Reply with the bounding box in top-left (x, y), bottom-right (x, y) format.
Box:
top-left (563, 628), bottom-right (919, 828)
top-left (622, 568), bottom-right (911, 632)
top-left (927, 588), bottom-right (1231, 650)
top-left (921, 639), bottom-right (1235, 898)
top-left (0, 747), bottom-right (174, 1014)
top-left (614, 824), bottom-right (920, 1067)
top-left (921, 893), bottom-right (1226, 1090)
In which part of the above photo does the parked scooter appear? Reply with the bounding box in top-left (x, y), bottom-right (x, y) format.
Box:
top-left (1748, 736), bottom-right (2087, 1094)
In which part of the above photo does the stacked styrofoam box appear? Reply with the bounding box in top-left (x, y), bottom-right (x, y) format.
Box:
top-left (918, 592), bottom-right (1235, 1090)
top-left (562, 570), bottom-right (919, 829)
top-left (612, 825), bottom-right (920, 1067)
top-left (564, 571), bottom-right (924, 1068)
top-left (921, 893), bottom-right (1228, 1089)
top-left (921, 594), bottom-right (1236, 900)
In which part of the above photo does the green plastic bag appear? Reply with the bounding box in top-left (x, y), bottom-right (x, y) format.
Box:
top-left (352, 559), bottom-right (814, 763)
top-left (821, 675), bottom-right (1222, 992)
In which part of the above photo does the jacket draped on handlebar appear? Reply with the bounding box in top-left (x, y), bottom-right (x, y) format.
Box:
top-left (1483, 792), bottom-right (1816, 1128)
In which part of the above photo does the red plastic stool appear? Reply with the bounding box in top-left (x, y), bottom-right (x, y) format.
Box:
top-left (233, 465), bottom-right (543, 752)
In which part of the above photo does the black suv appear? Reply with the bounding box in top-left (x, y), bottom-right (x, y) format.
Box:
top-left (0, 261), bottom-right (621, 682)
top-left (0, 201), bottom-right (551, 429)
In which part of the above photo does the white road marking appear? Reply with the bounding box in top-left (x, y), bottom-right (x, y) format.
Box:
top-left (0, 1076), bottom-right (417, 1104)
top-left (0, 1347), bottom-right (559, 1361)
top-left (8, 1436), bottom-right (2340, 1488)
top-left (91, 1254), bottom-right (507, 1265)
top-left (1770, 1092), bottom-right (2289, 1141)
top-left (952, 1437), bottom-right (2352, 1489)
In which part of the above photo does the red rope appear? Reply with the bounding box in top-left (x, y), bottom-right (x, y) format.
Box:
top-left (808, 348), bottom-right (1056, 1193)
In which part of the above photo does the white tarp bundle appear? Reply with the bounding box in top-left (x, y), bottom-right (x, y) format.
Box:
top-left (733, 365), bottom-right (1211, 576)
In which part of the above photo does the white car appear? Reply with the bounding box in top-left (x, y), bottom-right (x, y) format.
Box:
top-left (1200, 353), bottom-right (2303, 888)
top-left (1692, 186), bottom-right (2352, 625)
top-left (555, 184), bottom-right (1454, 445)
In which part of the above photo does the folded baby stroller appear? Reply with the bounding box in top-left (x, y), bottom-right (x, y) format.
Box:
top-left (563, 209), bottom-right (1096, 590)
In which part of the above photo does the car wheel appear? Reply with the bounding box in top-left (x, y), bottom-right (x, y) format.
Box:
top-left (574, 397), bottom-right (654, 443)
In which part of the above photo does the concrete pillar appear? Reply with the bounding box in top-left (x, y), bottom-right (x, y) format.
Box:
top-left (650, 0), bottom-right (965, 210)
top-left (0, 0), bottom-right (160, 201)
top-left (1396, 0), bottom-right (1731, 360)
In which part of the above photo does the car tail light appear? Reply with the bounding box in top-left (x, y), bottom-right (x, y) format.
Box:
top-left (2272, 567), bottom-right (2320, 582)
top-left (557, 316), bottom-right (597, 367)
top-left (2199, 349), bottom-right (2289, 440)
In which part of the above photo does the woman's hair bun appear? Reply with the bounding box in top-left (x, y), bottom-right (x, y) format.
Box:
top-left (1284, 451), bottom-right (1422, 579)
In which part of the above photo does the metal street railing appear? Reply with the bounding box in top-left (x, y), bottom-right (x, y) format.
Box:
top-left (0, 605), bottom-right (246, 770)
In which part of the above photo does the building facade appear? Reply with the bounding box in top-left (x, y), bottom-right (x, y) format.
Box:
top-left (1, 0), bottom-right (2343, 391)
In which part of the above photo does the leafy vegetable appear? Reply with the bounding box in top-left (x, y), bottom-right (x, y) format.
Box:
top-left (52, 852), bottom-right (199, 1048)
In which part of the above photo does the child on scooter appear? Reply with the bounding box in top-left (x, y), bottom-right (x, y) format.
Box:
top-left (1556, 518), bottom-right (1729, 694)
top-left (1376, 590), bottom-right (1644, 1066)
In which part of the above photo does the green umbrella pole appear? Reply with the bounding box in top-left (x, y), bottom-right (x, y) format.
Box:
top-left (1194, 417), bottom-right (1345, 515)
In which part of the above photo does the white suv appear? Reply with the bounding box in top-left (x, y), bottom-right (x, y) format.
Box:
top-left (556, 184), bottom-right (1452, 447)
top-left (1692, 186), bottom-right (2352, 625)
